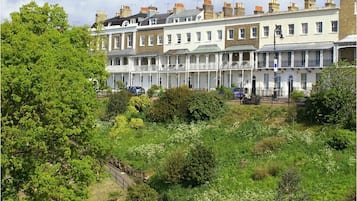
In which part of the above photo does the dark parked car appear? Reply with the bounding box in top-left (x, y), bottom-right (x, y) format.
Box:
top-left (127, 86), bottom-right (145, 96)
top-left (232, 88), bottom-right (245, 99)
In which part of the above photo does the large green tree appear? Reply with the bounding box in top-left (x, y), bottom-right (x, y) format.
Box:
top-left (1, 2), bottom-right (107, 200)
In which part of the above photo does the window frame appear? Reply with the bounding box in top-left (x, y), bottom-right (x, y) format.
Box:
top-left (301, 23), bottom-right (308, 35)
top-left (316, 22), bottom-right (323, 33)
top-left (186, 33), bottom-right (191, 43)
top-left (263, 26), bottom-right (269, 37)
top-left (157, 35), bottom-right (163, 45)
top-left (207, 31), bottom-right (212, 41)
top-left (228, 29), bottom-right (234, 40)
top-left (177, 33), bottom-right (182, 44)
top-left (251, 26), bottom-right (257, 38)
top-left (301, 73), bottom-right (307, 90)
top-left (196, 32), bottom-right (201, 42)
top-left (139, 35), bottom-right (145, 47)
top-left (331, 20), bottom-right (338, 33)
top-left (127, 35), bottom-right (133, 48)
top-left (167, 34), bottom-right (172, 45)
top-left (217, 30), bottom-right (223, 40)
top-left (288, 24), bottom-right (294, 35)
top-left (239, 28), bottom-right (246, 39)
top-left (148, 35), bottom-right (154, 46)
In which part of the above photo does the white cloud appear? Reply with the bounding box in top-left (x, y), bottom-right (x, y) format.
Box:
top-left (1, 0), bottom-right (340, 26)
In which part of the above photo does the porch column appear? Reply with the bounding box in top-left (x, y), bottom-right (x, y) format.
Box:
top-left (206, 54), bottom-right (209, 70)
top-left (266, 53), bottom-right (269, 68)
top-left (305, 51), bottom-right (309, 68)
top-left (250, 52), bottom-right (254, 69)
top-left (196, 55), bottom-right (200, 69)
top-left (108, 34), bottom-right (112, 52)
top-left (291, 52), bottom-right (295, 68)
top-left (239, 52), bottom-right (243, 66)
top-left (229, 70), bottom-right (232, 87)
top-left (197, 72), bottom-right (200, 89)
top-left (208, 71), bottom-right (210, 90)
top-left (121, 33), bottom-right (125, 50)
top-left (278, 52), bottom-right (282, 67)
top-left (229, 53), bottom-right (233, 67)
top-left (320, 50), bottom-right (324, 68)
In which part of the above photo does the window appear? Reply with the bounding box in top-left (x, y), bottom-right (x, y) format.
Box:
top-left (263, 26), bottom-right (269, 37)
top-left (302, 23), bottom-right (308, 34)
top-left (174, 18), bottom-right (179, 23)
top-left (264, 73), bottom-right (269, 90)
top-left (251, 27), bottom-right (257, 38)
top-left (217, 30), bottom-right (223, 40)
top-left (331, 21), bottom-right (338, 32)
top-left (149, 18), bottom-right (157, 25)
top-left (228, 29), bottom-right (234, 40)
top-left (316, 73), bottom-right (321, 82)
top-left (288, 52), bottom-right (292, 66)
top-left (288, 24), bottom-right (294, 35)
top-left (114, 57), bottom-right (120, 65)
top-left (196, 32), bottom-right (201, 42)
top-left (186, 33), bottom-right (191, 43)
top-left (140, 36), bottom-right (145, 46)
top-left (275, 25), bottom-right (282, 35)
top-left (157, 35), bottom-right (163, 45)
top-left (316, 22), bottom-right (323, 33)
top-left (239, 28), bottom-right (245, 39)
top-left (185, 17), bottom-right (192, 22)
top-left (301, 73), bottom-right (307, 90)
top-left (114, 36), bottom-right (120, 49)
top-left (101, 38), bottom-right (107, 49)
top-left (127, 35), bottom-right (133, 48)
top-left (148, 35), bottom-right (154, 46)
top-left (207, 31), bottom-right (212, 41)
top-left (177, 34), bottom-right (181, 44)
top-left (301, 51), bottom-right (306, 66)
top-left (315, 50), bottom-right (320, 66)
top-left (167, 34), bottom-right (172, 44)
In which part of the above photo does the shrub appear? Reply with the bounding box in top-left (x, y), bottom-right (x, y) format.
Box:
top-left (109, 115), bottom-right (129, 137)
top-left (182, 144), bottom-right (216, 187)
top-left (163, 149), bottom-right (186, 184)
top-left (325, 129), bottom-right (352, 151)
top-left (147, 84), bottom-right (161, 98)
top-left (146, 100), bottom-right (176, 122)
top-left (290, 90), bottom-right (305, 102)
top-left (129, 118), bottom-right (145, 130)
top-left (252, 167), bottom-right (269, 180)
top-left (187, 92), bottom-right (225, 121)
top-left (129, 95), bottom-right (152, 113)
top-left (217, 86), bottom-right (233, 100)
top-left (126, 182), bottom-right (159, 201)
top-left (276, 169), bottom-right (309, 201)
top-left (253, 136), bottom-right (287, 155)
top-left (107, 90), bottom-right (132, 119)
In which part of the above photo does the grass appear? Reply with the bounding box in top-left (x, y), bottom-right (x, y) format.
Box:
top-left (88, 177), bottom-right (126, 201)
top-left (97, 103), bottom-right (356, 201)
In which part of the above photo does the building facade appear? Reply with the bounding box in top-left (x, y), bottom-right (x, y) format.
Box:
top-left (92, 0), bottom-right (356, 97)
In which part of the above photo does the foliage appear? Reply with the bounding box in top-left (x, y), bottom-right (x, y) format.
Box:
top-left (147, 84), bottom-right (161, 98)
top-left (128, 95), bottom-right (152, 113)
top-left (147, 86), bottom-right (192, 122)
top-left (116, 80), bottom-right (126, 90)
top-left (325, 128), bottom-right (352, 151)
top-left (129, 118), bottom-right (145, 130)
top-left (290, 90), bottom-right (305, 102)
top-left (126, 183), bottom-right (159, 201)
top-left (276, 169), bottom-right (309, 201)
top-left (128, 144), bottom-right (165, 164)
top-left (298, 62), bottom-right (356, 130)
top-left (109, 115), bottom-right (130, 137)
top-left (182, 144), bottom-right (216, 187)
top-left (163, 149), bottom-right (186, 184)
top-left (217, 86), bottom-right (234, 100)
top-left (106, 91), bottom-right (132, 119)
top-left (252, 162), bottom-right (282, 180)
top-left (187, 92), bottom-right (225, 121)
top-left (252, 136), bottom-right (287, 155)
top-left (1, 2), bottom-right (107, 200)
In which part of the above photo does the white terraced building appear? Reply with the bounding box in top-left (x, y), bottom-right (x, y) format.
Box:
top-left (92, 0), bottom-right (356, 98)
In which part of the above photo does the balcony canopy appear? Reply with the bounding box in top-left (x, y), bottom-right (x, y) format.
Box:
top-left (335, 34), bottom-right (357, 46)
top-left (257, 42), bottom-right (334, 52)
top-left (108, 49), bottom-right (136, 56)
top-left (224, 45), bottom-right (256, 52)
top-left (190, 45), bottom-right (221, 54)
top-left (164, 49), bottom-right (190, 55)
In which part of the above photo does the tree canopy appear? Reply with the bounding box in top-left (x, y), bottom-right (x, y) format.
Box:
top-left (1, 2), bottom-right (107, 200)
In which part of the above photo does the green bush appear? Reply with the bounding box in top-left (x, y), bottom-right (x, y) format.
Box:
top-left (129, 95), bottom-right (152, 113)
top-left (253, 136), bottom-right (287, 155)
top-left (163, 149), bottom-right (186, 184)
top-left (107, 90), bottom-right (132, 119)
top-left (290, 90), bottom-right (305, 102)
top-left (325, 129), bottom-right (352, 151)
top-left (187, 92), bottom-right (225, 121)
top-left (147, 86), bottom-right (192, 122)
top-left (129, 118), bottom-right (145, 130)
top-left (276, 169), bottom-right (309, 201)
top-left (126, 182), bottom-right (159, 201)
top-left (217, 86), bottom-right (233, 100)
top-left (182, 144), bottom-right (216, 187)
top-left (252, 167), bottom-right (269, 180)
top-left (147, 84), bottom-right (161, 98)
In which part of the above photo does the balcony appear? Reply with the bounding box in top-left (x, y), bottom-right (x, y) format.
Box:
top-left (106, 65), bottom-right (131, 73)
top-left (160, 64), bottom-right (186, 72)
top-left (133, 65), bottom-right (158, 72)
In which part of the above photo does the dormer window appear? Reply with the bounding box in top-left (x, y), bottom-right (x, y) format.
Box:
top-left (130, 18), bottom-right (136, 24)
top-left (122, 21), bottom-right (129, 27)
top-left (185, 17), bottom-right (192, 22)
top-left (174, 18), bottom-right (179, 23)
top-left (150, 18), bottom-right (157, 25)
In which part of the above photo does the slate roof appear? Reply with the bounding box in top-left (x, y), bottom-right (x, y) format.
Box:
top-left (140, 13), bottom-right (172, 26)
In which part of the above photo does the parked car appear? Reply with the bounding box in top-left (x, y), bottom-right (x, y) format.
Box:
top-left (126, 86), bottom-right (145, 96)
top-left (231, 88), bottom-right (245, 99)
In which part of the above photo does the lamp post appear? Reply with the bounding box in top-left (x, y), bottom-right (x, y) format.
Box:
top-left (273, 25), bottom-right (283, 100)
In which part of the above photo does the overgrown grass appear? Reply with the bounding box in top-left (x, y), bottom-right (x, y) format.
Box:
top-left (96, 103), bottom-right (356, 200)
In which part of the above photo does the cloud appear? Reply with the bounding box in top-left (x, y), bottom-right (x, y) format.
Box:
top-left (1, 0), bottom-right (340, 26)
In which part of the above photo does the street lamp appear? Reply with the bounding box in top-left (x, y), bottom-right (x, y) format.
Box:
top-left (273, 24), bottom-right (284, 100)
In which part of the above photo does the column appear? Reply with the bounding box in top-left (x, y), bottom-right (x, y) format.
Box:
top-left (132, 32), bottom-right (136, 49)
top-left (121, 33), bottom-right (125, 50)
top-left (250, 52), bottom-right (254, 69)
top-left (229, 70), bottom-right (232, 87)
top-left (108, 34), bottom-right (112, 52)
top-left (205, 54), bottom-right (209, 70)
top-left (291, 52), bottom-right (295, 68)
top-left (229, 53), bottom-right (233, 67)
top-left (266, 53), bottom-right (269, 68)
top-left (196, 55), bottom-right (200, 69)
top-left (197, 72), bottom-right (200, 89)
top-left (278, 52), bottom-right (282, 68)
top-left (320, 50), bottom-right (324, 68)
top-left (208, 71), bottom-right (210, 90)
top-left (305, 51), bottom-right (309, 68)
top-left (239, 52), bottom-right (243, 67)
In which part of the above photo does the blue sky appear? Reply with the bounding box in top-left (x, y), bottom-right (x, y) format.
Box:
top-left (1, 0), bottom-right (340, 26)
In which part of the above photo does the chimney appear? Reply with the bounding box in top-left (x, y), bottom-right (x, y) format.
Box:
top-left (234, 2), bottom-right (245, 16)
top-left (120, 5), bottom-right (132, 17)
top-left (304, 0), bottom-right (316, 9)
top-left (325, 0), bottom-right (336, 8)
top-left (95, 11), bottom-right (107, 24)
top-left (288, 2), bottom-right (299, 11)
top-left (203, 0), bottom-right (214, 20)
top-left (254, 6), bottom-right (264, 14)
top-left (141, 7), bottom-right (149, 14)
top-left (223, 2), bottom-right (233, 17)
top-left (268, 0), bottom-right (280, 13)
top-left (173, 3), bottom-right (185, 14)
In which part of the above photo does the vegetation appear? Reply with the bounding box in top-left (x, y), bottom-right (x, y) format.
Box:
top-left (187, 92), bottom-right (225, 121)
top-left (126, 183), bottom-right (159, 201)
top-left (298, 62), bottom-right (356, 130)
top-left (106, 91), bottom-right (133, 120)
top-left (1, 2), bottom-right (107, 200)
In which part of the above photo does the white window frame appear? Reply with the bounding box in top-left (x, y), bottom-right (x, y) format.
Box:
top-left (288, 24), bottom-right (294, 35)
top-left (228, 29), bottom-right (234, 40)
top-left (301, 73), bottom-right (307, 90)
top-left (148, 35), bottom-right (154, 46)
top-left (186, 33), bottom-right (191, 43)
top-left (140, 36), bottom-right (145, 46)
top-left (157, 35), bottom-right (163, 45)
top-left (239, 28), bottom-right (245, 39)
top-left (263, 26), bottom-right (269, 37)
top-left (250, 27), bottom-right (257, 38)
top-left (217, 30), bottom-right (223, 40)
top-left (207, 31), bottom-right (212, 41)
top-left (127, 35), bottom-right (133, 48)
top-left (331, 21), bottom-right (338, 33)
top-left (316, 22), bottom-right (323, 33)
top-left (114, 36), bottom-right (120, 49)
top-left (167, 34), bottom-right (172, 44)
top-left (196, 32), bottom-right (201, 42)
top-left (177, 33), bottom-right (181, 44)
top-left (301, 23), bottom-right (308, 35)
